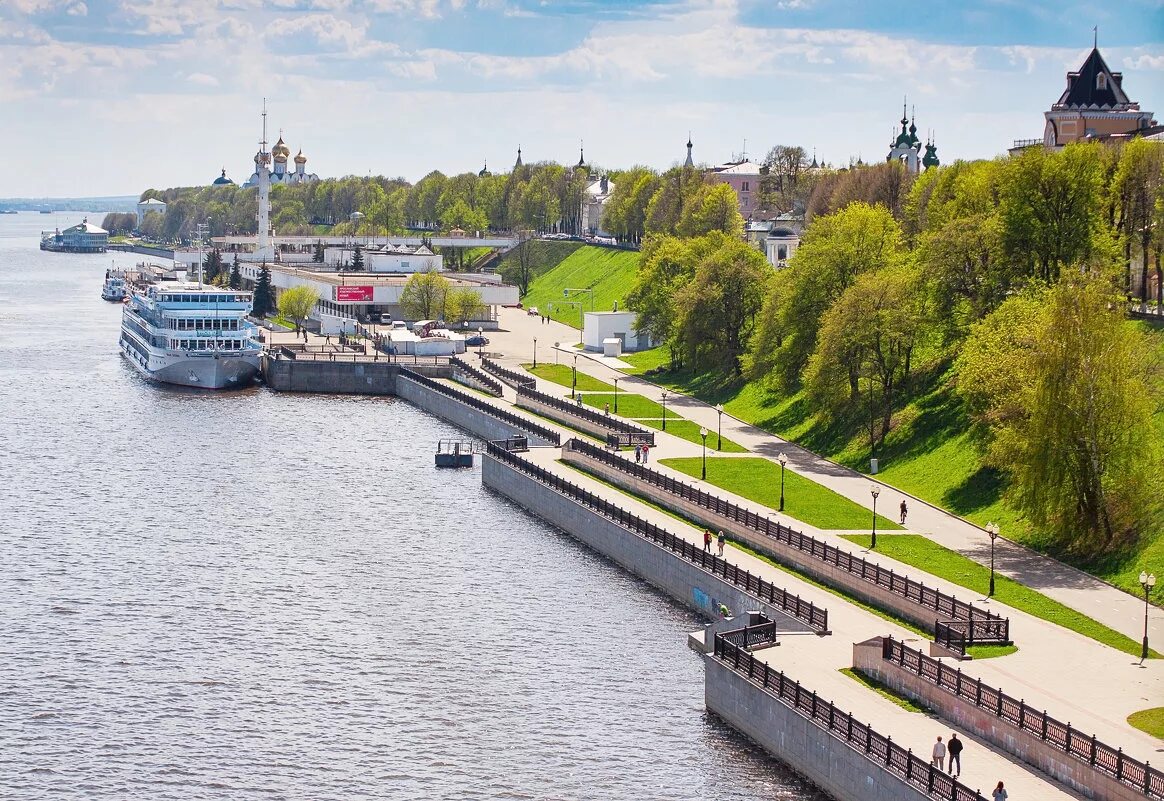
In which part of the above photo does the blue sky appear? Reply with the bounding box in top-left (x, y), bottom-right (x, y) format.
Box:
top-left (1, 0), bottom-right (1161, 197)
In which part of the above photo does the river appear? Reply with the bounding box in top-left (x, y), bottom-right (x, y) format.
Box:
top-left (0, 212), bottom-right (824, 800)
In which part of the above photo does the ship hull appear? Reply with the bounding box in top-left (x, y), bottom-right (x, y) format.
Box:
top-left (120, 338), bottom-right (260, 389)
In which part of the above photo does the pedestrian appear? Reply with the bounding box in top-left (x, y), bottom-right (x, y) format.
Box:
top-left (991, 781), bottom-right (1007, 801)
top-left (703, 529), bottom-right (712, 552)
top-left (604, 402), bottom-right (610, 416)
top-left (947, 733), bottom-right (963, 777)
top-left (931, 735), bottom-right (946, 771)
top-left (900, 499), bottom-right (908, 525)
top-left (634, 444), bottom-right (642, 463)
top-left (642, 445), bottom-right (649, 463)
top-left (717, 530), bottom-right (725, 556)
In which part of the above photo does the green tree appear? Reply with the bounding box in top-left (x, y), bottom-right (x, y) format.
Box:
top-left (400, 271), bottom-right (451, 320)
top-left (627, 235), bottom-right (696, 366)
top-left (998, 143), bottom-right (1104, 283)
top-left (277, 285), bottom-right (320, 332)
top-left (352, 244), bottom-right (364, 271)
top-left (678, 183), bottom-right (744, 238)
top-left (252, 263), bottom-right (276, 317)
top-left (957, 278), bottom-right (1161, 552)
top-left (1111, 139), bottom-right (1164, 309)
top-left (313, 240), bottom-right (325, 263)
top-left (917, 213), bottom-right (1012, 339)
top-left (228, 254), bottom-right (241, 289)
top-left (445, 287), bottom-right (486, 323)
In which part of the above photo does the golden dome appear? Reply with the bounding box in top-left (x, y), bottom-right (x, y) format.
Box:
top-left (272, 135), bottom-right (291, 160)
top-left (294, 149), bottom-right (307, 164)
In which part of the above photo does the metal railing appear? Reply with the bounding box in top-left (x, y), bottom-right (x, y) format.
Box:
top-left (718, 620), bottom-right (780, 651)
top-left (563, 438), bottom-right (1008, 642)
top-left (399, 370), bottom-right (561, 445)
top-left (882, 637), bottom-right (1163, 799)
top-left (450, 357), bottom-right (504, 396)
top-left (517, 386), bottom-right (655, 441)
top-left (715, 634), bottom-right (985, 801)
top-left (480, 358), bottom-right (536, 390)
top-left (486, 442), bottom-right (827, 632)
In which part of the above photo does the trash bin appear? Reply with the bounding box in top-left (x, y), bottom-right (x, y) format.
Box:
top-left (870, 458), bottom-right (879, 474)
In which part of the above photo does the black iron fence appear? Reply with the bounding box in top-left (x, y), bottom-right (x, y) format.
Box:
top-left (882, 637), bottom-right (1164, 799)
top-left (719, 620), bottom-right (780, 651)
top-left (715, 634), bottom-right (986, 801)
top-left (399, 369), bottom-right (560, 446)
top-left (486, 442), bottom-right (828, 632)
top-left (480, 358), bottom-right (536, 390)
top-left (517, 386), bottom-right (655, 441)
top-left (564, 438), bottom-right (1008, 643)
top-left (450, 357), bottom-right (504, 397)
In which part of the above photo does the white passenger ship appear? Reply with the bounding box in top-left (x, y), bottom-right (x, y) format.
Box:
top-left (119, 283), bottom-right (263, 389)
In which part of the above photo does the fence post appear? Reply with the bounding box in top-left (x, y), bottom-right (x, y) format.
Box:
top-left (976, 678), bottom-right (982, 706)
top-left (906, 751), bottom-right (913, 781)
top-left (1041, 711), bottom-right (1048, 740)
top-left (1144, 762), bottom-right (1151, 793)
top-left (1116, 748), bottom-right (1123, 781)
top-left (1090, 734), bottom-right (1097, 766)
top-left (885, 736), bottom-right (893, 766)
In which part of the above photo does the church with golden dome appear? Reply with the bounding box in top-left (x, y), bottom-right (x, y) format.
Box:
top-left (243, 132), bottom-right (318, 188)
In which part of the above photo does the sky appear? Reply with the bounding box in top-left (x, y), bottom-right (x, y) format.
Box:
top-left (1, 0), bottom-right (1162, 197)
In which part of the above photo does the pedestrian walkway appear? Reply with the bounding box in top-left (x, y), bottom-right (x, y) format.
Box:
top-left (486, 308), bottom-right (1162, 646)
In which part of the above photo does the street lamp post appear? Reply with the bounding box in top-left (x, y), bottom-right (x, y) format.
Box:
top-left (778, 452), bottom-right (788, 512)
top-left (533, 337), bottom-right (537, 368)
top-left (554, 342), bottom-right (560, 365)
top-left (700, 427), bottom-right (708, 480)
top-left (661, 391), bottom-right (669, 431)
top-left (715, 404), bottom-right (724, 451)
top-left (986, 522), bottom-right (1000, 597)
top-left (870, 484), bottom-right (880, 549)
top-left (571, 353), bottom-right (578, 399)
top-left (478, 326), bottom-right (484, 358)
top-left (1141, 571), bottom-right (1157, 663)
top-left (613, 377), bottom-right (619, 414)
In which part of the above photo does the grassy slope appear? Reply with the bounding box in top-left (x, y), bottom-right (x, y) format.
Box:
top-left (661, 456), bottom-right (901, 531)
top-left (520, 246), bottom-right (640, 327)
top-left (630, 329), bottom-right (1164, 601)
top-left (496, 240), bottom-right (583, 287)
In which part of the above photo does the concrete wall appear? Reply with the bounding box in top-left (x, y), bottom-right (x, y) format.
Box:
top-left (705, 657), bottom-right (934, 801)
top-left (481, 453), bottom-right (816, 633)
top-left (562, 448), bottom-right (961, 635)
top-left (398, 376), bottom-right (557, 446)
top-left (517, 394), bottom-right (631, 441)
top-left (262, 356), bottom-right (400, 394)
top-left (853, 639), bottom-right (1145, 801)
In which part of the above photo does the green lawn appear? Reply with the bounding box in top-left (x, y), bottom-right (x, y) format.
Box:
top-left (622, 347), bottom-right (674, 375)
top-left (497, 240), bottom-right (583, 287)
top-left (840, 668), bottom-right (931, 713)
top-left (578, 392), bottom-right (665, 418)
top-left (524, 363), bottom-right (614, 392)
top-left (640, 419), bottom-right (748, 453)
top-left (661, 456), bottom-right (900, 531)
top-left (840, 533), bottom-right (1157, 658)
top-left (520, 246), bottom-right (640, 328)
top-left (1128, 707), bottom-right (1164, 740)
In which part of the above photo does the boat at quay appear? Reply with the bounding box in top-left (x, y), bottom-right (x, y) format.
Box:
top-left (101, 269), bottom-right (127, 301)
top-left (119, 283), bottom-right (262, 389)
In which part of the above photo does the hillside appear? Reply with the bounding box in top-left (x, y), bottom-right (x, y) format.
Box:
top-left (496, 240), bottom-right (582, 286)
top-left (624, 318), bottom-right (1164, 600)
top-left (521, 246), bottom-right (640, 326)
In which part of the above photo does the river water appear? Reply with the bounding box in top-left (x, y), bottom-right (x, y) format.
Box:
top-left (0, 213), bottom-right (824, 801)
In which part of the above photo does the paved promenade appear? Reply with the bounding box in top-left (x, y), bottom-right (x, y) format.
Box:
top-left (484, 308), bottom-right (1163, 647)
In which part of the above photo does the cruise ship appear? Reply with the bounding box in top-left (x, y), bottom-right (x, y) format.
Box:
top-left (120, 283), bottom-right (263, 389)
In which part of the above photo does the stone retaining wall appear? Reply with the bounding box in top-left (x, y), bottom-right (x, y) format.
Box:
top-left (397, 374), bottom-right (557, 446)
top-left (515, 393), bottom-right (620, 441)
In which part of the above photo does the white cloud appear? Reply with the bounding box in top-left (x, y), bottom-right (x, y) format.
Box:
top-left (187, 72), bottom-right (220, 86)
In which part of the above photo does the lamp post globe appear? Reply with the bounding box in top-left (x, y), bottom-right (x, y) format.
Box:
top-left (715, 403), bottom-right (724, 451)
top-left (778, 452), bottom-right (788, 512)
top-left (1141, 571), bottom-right (1157, 663)
top-left (613, 377), bottom-right (619, 413)
top-left (661, 391), bottom-right (669, 431)
top-left (987, 523), bottom-right (1000, 597)
top-left (700, 427), bottom-right (708, 480)
top-left (870, 484), bottom-right (880, 549)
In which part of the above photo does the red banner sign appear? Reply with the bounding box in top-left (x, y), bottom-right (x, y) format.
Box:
top-left (335, 285), bottom-right (374, 302)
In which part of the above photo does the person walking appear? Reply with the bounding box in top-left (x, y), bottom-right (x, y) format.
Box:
top-left (991, 781), bottom-right (1007, 801)
top-left (716, 530), bottom-right (725, 556)
top-left (899, 499), bottom-right (908, 525)
top-left (931, 736), bottom-right (946, 772)
top-left (703, 529), bottom-right (712, 553)
top-left (634, 444), bottom-right (642, 464)
top-left (642, 445), bottom-right (649, 463)
top-left (604, 403), bottom-right (610, 416)
top-left (947, 733), bottom-right (963, 777)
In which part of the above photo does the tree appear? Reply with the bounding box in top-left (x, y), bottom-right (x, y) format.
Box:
top-left (400, 271), bottom-right (451, 320)
top-left (202, 248), bottom-right (223, 284)
top-left (352, 244), bottom-right (364, 271)
top-left (670, 233), bottom-right (768, 373)
top-left (917, 213), bottom-right (1012, 339)
top-left (678, 183), bottom-right (744, 238)
top-left (100, 212), bottom-right (137, 236)
top-left (228, 254), bottom-right (241, 289)
top-left (252, 263), bottom-right (276, 318)
top-left (1111, 139), bottom-right (1164, 309)
top-left (957, 278), bottom-right (1161, 553)
top-left (277, 285), bottom-right (320, 332)
top-left (804, 265), bottom-right (927, 452)
top-left (445, 287), bottom-right (486, 323)
top-left (313, 240), bottom-right (325, 263)
top-left (627, 235), bottom-right (694, 364)
top-left (511, 231), bottom-right (536, 296)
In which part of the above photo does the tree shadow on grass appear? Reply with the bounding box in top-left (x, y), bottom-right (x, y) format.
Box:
top-left (941, 465), bottom-right (1005, 517)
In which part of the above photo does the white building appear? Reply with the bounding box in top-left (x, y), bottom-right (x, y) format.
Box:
top-left (136, 198), bottom-right (167, 226)
top-left (581, 175), bottom-right (615, 237)
top-left (364, 244), bottom-right (442, 273)
top-left (582, 311), bottom-right (652, 354)
top-left (243, 134), bottom-right (318, 187)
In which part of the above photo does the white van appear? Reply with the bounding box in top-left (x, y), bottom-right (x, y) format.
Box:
top-left (391, 320), bottom-right (408, 330)
top-left (380, 313), bottom-right (393, 324)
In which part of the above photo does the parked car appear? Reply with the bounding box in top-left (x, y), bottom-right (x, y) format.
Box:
top-left (466, 335), bottom-right (489, 347)
top-left (527, 306), bottom-right (539, 316)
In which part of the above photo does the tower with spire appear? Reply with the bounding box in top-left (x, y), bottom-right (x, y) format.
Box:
top-left (886, 99), bottom-right (937, 173)
top-left (514, 146), bottom-right (523, 169)
top-left (683, 134), bottom-right (694, 168)
top-left (254, 101), bottom-right (273, 260)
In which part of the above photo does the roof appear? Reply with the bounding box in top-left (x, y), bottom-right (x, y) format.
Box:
top-left (709, 160), bottom-right (762, 176)
top-left (138, 198), bottom-right (167, 206)
top-left (65, 221), bottom-right (108, 234)
top-left (1056, 48), bottom-right (1134, 110)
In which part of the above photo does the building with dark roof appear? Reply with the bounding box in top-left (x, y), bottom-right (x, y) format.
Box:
top-left (1012, 43), bottom-right (1157, 151)
top-left (212, 168), bottom-right (234, 186)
